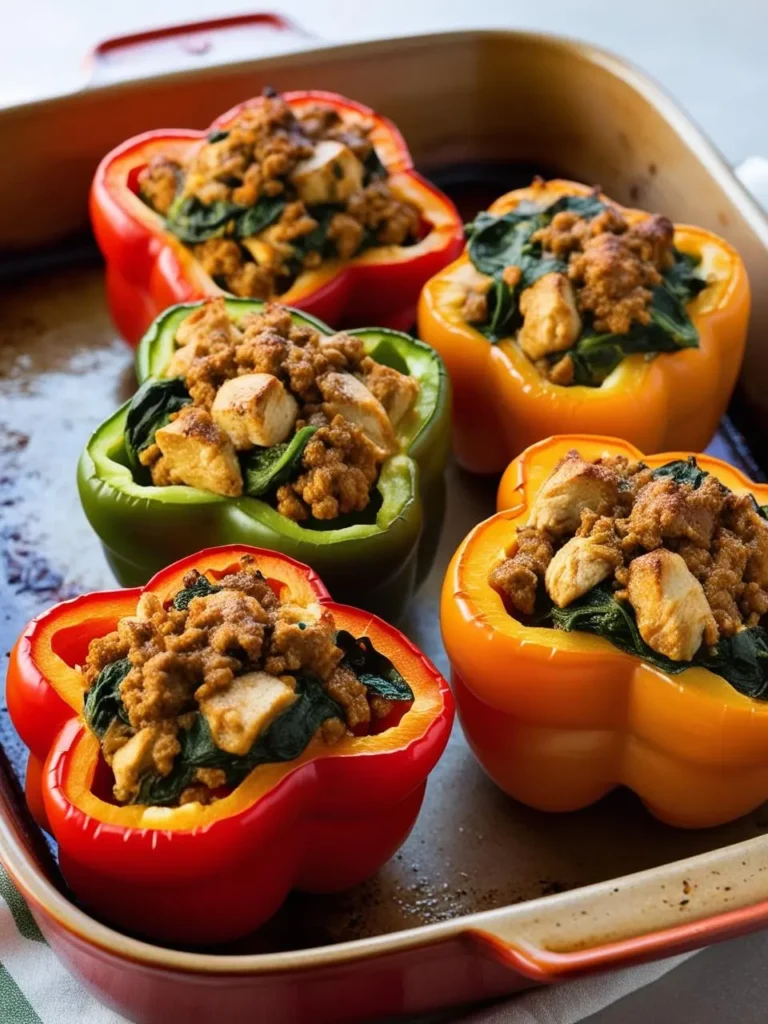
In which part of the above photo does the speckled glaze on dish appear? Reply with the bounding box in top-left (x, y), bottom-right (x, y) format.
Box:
top-left (3, 25), bottom-right (768, 1024)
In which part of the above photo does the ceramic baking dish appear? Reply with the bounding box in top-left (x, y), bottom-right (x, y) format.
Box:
top-left (3, 22), bottom-right (768, 1024)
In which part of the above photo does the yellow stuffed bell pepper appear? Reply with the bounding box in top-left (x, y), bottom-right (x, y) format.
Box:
top-left (442, 434), bottom-right (768, 828)
top-left (418, 179), bottom-right (750, 474)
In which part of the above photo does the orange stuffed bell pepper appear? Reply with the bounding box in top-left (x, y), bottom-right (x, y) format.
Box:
top-left (418, 179), bottom-right (750, 473)
top-left (7, 545), bottom-right (452, 944)
top-left (91, 88), bottom-right (463, 344)
top-left (442, 434), bottom-right (768, 828)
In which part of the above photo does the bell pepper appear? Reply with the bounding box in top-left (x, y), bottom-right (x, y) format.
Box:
top-left (6, 545), bottom-right (453, 944)
top-left (91, 89), bottom-right (463, 345)
top-left (418, 179), bottom-right (750, 473)
top-left (442, 434), bottom-right (768, 829)
top-left (77, 298), bottom-right (450, 621)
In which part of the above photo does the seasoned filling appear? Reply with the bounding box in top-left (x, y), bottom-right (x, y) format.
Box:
top-left (82, 555), bottom-right (414, 807)
top-left (127, 299), bottom-right (420, 520)
top-left (461, 181), bottom-right (708, 387)
top-left (489, 451), bottom-right (768, 697)
top-left (138, 89), bottom-right (421, 300)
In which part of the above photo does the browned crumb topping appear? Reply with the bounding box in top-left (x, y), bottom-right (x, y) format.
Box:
top-left (489, 451), bottom-right (768, 660)
top-left (138, 298), bottom-right (419, 518)
top-left (276, 415), bottom-right (379, 521)
top-left (83, 556), bottom-right (394, 806)
top-left (488, 527), bottom-right (554, 617)
top-left (138, 91), bottom-right (421, 300)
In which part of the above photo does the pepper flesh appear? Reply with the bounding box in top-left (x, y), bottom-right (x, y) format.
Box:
top-left (418, 179), bottom-right (750, 473)
top-left (77, 298), bottom-right (450, 620)
top-left (7, 545), bottom-right (453, 944)
top-left (91, 90), bottom-right (463, 345)
top-left (441, 434), bottom-right (768, 829)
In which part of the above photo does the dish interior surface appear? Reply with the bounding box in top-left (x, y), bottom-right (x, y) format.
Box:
top-left (1, 157), bottom-right (767, 955)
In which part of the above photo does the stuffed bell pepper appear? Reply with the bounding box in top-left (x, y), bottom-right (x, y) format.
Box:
top-left (78, 297), bottom-right (449, 619)
top-left (418, 178), bottom-right (749, 473)
top-left (7, 545), bottom-right (453, 944)
top-left (442, 434), bottom-right (768, 828)
top-left (91, 87), bottom-right (463, 344)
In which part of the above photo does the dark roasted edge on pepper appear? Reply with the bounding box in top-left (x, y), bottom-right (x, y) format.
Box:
top-left (90, 89), bottom-right (464, 345)
top-left (77, 298), bottom-right (451, 621)
top-left (6, 544), bottom-right (453, 944)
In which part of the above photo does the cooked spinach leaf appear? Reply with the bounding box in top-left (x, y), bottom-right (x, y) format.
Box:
top-left (135, 675), bottom-right (342, 806)
top-left (466, 209), bottom-right (561, 279)
top-left (702, 628), bottom-right (768, 699)
top-left (124, 378), bottom-right (192, 470)
top-left (549, 584), bottom-right (768, 699)
top-left (363, 147), bottom-right (388, 183)
top-left (235, 196), bottom-right (286, 239)
top-left (663, 250), bottom-right (707, 304)
top-left (652, 456), bottom-right (708, 490)
top-left (367, 338), bottom-right (410, 375)
top-left (335, 630), bottom-right (414, 701)
top-left (546, 194), bottom-right (608, 220)
top-left (569, 315), bottom-right (686, 386)
top-left (83, 658), bottom-right (131, 739)
top-left (172, 574), bottom-right (222, 611)
top-left (165, 196), bottom-right (241, 244)
top-left (485, 277), bottom-right (518, 342)
top-left (241, 425), bottom-right (318, 498)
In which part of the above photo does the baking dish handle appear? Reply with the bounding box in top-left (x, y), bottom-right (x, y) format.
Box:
top-left (85, 13), bottom-right (316, 87)
top-left (462, 833), bottom-right (768, 981)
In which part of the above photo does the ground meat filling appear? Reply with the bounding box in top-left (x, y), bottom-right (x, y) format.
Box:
top-left (489, 451), bottom-right (768, 661)
top-left (82, 556), bottom-right (395, 806)
top-left (461, 185), bottom-right (680, 385)
top-left (137, 298), bottom-right (419, 519)
top-left (138, 91), bottom-right (422, 299)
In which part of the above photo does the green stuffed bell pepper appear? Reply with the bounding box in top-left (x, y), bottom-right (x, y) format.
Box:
top-left (78, 298), bottom-right (450, 619)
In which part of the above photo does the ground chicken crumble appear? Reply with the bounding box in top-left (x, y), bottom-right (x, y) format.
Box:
top-left (137, 298), bottom-right (419, 520)
top-left (83, 556), bottom-right (394, 806)
top-left (138, 90), bottom-right (421, 299)
top-left (490, 451), bottom-right (768, 662)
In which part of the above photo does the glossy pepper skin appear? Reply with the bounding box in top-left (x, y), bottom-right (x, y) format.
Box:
top-left (418, 179), bottom-right (750, 474)
top-left (442, 434), bottom-right (768, 829)
top-left (91, 90), bottom-right (464, 345)
top-left (6, 545), bottom-right (453, 944)
top-left (77, 298), bottom-right (450, 621)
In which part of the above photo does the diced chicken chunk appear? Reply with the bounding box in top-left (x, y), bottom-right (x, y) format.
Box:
top-left (545, 535), bottom-right (618, 608)
top-left (166, 343), bottom-right (196, 379)
top-left (175, 300), bottom-right (241, 348)
top-left (240, 227), bottom-right (296, 271)
top-left (211, 373), bottom-right (298, 450)
top-left (529, 451), bottom-right (619, 537)
top-left (318, 371), bottom-right (396, 455)
top-left (364, 361), bottom-right (420, 426)
top-left (154, 406), bottom-right (243, 497)
top-left (627, 549), bottom-right (718, 661)
top-left (200, 671), bottom-right (297, 756)
top-left (290, 140), bottom-right (364, 206)
top-left (111, 727), bottom-right (159, 803)
top-left (518, 272), bottom-right (582, 361)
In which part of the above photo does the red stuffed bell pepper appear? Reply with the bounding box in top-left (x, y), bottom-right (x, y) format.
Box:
top-left (7, 545), bottom-right (453, 945)
top-left (91, 89), bottom-right (463, 344)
